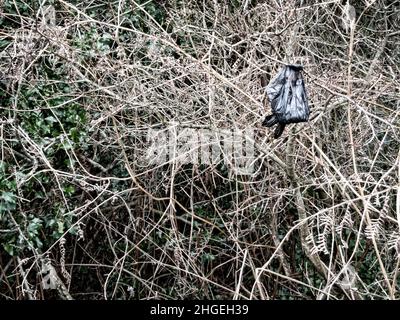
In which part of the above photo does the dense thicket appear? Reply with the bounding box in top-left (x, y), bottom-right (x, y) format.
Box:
top-left (0, 0), bottom-right (399, 299)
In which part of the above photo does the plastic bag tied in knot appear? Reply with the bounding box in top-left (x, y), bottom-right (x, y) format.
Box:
top-left (262, 64), bottom-right (310, 138)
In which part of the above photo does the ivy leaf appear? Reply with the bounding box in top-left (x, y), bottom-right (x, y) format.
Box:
top-left (45, 116), bottom-right (57, 124)
top-left (3, 243), bottom-right (14, 256)
top-left (1, 192), bottom-right (15, 203)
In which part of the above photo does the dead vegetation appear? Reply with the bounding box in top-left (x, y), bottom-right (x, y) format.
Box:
top-left (0, 0), bottom-right (399, 299)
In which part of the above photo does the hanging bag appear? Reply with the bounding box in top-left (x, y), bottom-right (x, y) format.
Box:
top-left (262, 64), bottom-right (310, 138)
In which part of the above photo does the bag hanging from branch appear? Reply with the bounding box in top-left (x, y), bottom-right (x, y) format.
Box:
top-left (262, 64), bottom-right (310, 138)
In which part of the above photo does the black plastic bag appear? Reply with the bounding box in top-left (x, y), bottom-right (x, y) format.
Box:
top-left (262, 64), bottom-right (310, 138)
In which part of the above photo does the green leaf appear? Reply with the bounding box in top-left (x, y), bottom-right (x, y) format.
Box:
top-left (45, 116), bottom-right (57, 124)
top-left (3, 243), bottom-right (14, 256)
top-left (63, 185), bottom-right (75, 196)
top-left (1, 192), bottom-right (15, 203)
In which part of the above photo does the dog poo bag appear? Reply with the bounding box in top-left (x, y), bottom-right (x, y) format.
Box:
top-left (262, 64), bottom-right (310, 138)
